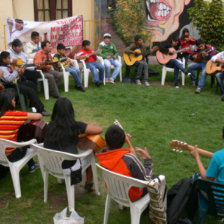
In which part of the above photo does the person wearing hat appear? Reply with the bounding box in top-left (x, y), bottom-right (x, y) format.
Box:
top-left (98, 33), bottom-right (121, 84)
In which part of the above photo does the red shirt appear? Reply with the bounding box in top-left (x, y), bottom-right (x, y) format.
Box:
top-left (179, 37), bottom-right (196, 54)
top-left (0, 111), bottom-right (28, 155)
top-left (76, 49), bottom-right (96, 63)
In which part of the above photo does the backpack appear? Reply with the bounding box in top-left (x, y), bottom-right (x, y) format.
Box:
top-left (167, 178), bottom-right (193, 224)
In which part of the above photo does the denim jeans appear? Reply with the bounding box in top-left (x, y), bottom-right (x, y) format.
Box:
top-left (86, 62), bottom-right (104, 83)
top-left (216, 72), bottom-right (224, 94)
top-left (188, 62), bottom-right (207, 89)
top-left (104, 58), bottom-right (121, 80)
top-left (65, 66), bottom-right (82, 87)
top-left (166, 59), bottom-right (186, 86)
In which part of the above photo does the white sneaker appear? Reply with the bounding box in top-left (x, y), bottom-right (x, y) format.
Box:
top-left (175, 86), bottom-right (179, 89)
top-left (144, 81), bottom-right (150, 87)
top-left (136, 80), bottom-right (141, 85)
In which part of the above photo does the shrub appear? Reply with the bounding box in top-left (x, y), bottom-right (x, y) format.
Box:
top-left (188, 0), bottom-right (224, 50)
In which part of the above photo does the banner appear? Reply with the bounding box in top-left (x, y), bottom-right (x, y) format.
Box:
top-left (6, 16), bottom-right (83, 52)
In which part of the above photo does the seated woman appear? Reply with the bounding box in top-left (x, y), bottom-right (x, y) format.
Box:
top-left (0, 88), bottom-right (41, 173)
top-left (44, 97), bottom-right (103, 191)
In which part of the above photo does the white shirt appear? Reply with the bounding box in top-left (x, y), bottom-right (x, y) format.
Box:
top-left (211, 51), bottom-right (224, 62)
top-left (24, 41), bottom-right (41, 59)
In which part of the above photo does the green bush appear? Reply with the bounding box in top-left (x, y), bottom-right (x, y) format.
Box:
top-left (112, 0), bottom-right (146, 44)
top-left (188, 0), bottom-right (224, 50)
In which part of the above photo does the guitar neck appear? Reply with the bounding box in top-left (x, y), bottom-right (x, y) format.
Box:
top-left (186, 144), bottom-right (213, 158)
top-left (175, 47), bottom-right (189, 54)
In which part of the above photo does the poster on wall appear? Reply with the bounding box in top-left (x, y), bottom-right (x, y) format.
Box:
top-left (6, 15), bottom-right (83, 52)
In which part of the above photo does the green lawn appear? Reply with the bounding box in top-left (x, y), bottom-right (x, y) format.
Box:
top-left (0, 67), bottom-right (223, 224)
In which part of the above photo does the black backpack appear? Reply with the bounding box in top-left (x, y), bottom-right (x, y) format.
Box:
top-left (167, 178), bottom-right (193, 224)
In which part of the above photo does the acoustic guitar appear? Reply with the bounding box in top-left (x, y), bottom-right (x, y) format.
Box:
top-left (123, 46), bottom-right (159, 66)
top-left (170, 140), bottom-right (213, 158)
top-left (193, 48), bottom-right (213, 63)
top-left (206, 60), bottom-right (224, 75)
top-left (11, 58), bottom-right (67, 72)
top-left (78, 134), bottom-right (107, 153)
top-left (156, 47), bottom-right (189, 65)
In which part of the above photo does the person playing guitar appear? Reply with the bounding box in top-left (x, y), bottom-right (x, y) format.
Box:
top-left (0, 51), bottom-right (49, 116)
top-left (0, 88), bottom-right (42, 173)
top-left (124, 35), bottom-right (154, 87)
top-left (44, 97), bottom-right (103, 192)
top-left (159, 36), bottom-right (190, 88)
top-left (76, 40), bottom-right (104, 87)
top-left (210, 52), bottom-right (224, 101)
top-left (188, 39), bottom-right (216, 93)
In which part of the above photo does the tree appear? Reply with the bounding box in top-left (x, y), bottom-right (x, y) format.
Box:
top-left (188, 0), bottom-right (224, 50)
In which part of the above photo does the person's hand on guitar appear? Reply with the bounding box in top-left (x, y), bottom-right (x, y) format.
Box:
top-left (190, 144), bottom-right (200, 159)
top-left (14, 66), bottom-right (24, 75)
top-left (125, 133), bottom-right (132, 142)
top-left (12, 58), bottom-right (18, 64)
top-left (134, 51), bottom-right (141, 57)
top-left (202, 51), bottom-right (209, 57)
top-left (135, 147), bottom-right (151, 159)
top-left (216, 59), bottom-right (224, 65)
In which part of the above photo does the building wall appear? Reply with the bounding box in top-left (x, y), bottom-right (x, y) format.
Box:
top-left (0, 0), bottom-right (95, 51)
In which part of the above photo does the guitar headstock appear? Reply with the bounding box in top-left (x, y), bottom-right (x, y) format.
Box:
top-left (170, 140), bottom-right (188, 153)
top-left (114, 119), bottom-right (124, 130)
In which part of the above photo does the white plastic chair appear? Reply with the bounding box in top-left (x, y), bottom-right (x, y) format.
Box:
top-left (80, 56), bottom-right (106, 88)
top-left (31, 143), bottom-right (100, 211)
top-left (0, 138), bottom-right (37, 198)
top-left (96, 163), bottom-right (150, 224)
top-left (161, 58), bottom-right (185, 86)
top-left (60, 59), bottom-right (80, 92)
top-left (97, 56), bottom-right (123, 82)
top-left (27, 58), bottom-right (50, 100)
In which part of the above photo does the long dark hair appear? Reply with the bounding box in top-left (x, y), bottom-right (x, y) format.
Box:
top-left (181, 28), bottom-right (190, 41)
top-left (0, 89), bottom-right (16, 117)
top-left (48, 97), bottom-right (80, 142)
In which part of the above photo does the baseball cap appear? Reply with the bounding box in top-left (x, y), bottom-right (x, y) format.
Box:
top-left (104, 33), bottom-right (111, 38)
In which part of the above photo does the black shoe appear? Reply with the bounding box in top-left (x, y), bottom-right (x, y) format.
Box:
top-left (75, 86), bottom-right (85, 92)
top-left (95, 81), bottom-right (102, 87)
top-left (221, 94), bottom-right (224, 101)
top-left (84, 182), bottom-right (94, 192)
top-left (29, 163), bottom-right (40, 173)
top-left (41, 111), bottom-right (51, 116)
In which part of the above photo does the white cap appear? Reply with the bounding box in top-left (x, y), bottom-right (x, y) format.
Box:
top-left (104, 33), bottom-right (111, 38)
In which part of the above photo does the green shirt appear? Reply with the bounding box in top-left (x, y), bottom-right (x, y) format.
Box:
top-left (98, 41), bottom-right (119, 59)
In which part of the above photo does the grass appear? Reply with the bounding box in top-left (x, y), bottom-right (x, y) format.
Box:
top-left (0, 66), bottom-right (223, 223)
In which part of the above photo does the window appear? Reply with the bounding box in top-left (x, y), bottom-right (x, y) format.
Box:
top-left (34, 0), bottom-right (72, 21)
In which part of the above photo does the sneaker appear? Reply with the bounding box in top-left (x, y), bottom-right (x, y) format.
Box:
top-left (29, 163), bottom-right (40, 173)
top-left (75, 86), bottom-right (85, 92)
top-left (192, 81), bottom-right (196, 87)
top-left (136, 79), bottom-right (141, 85)
top-left (41, 111), bottom-right (51, 116)
top-left (195, 87), bottom-right (201, 94)
top-left (175, 85), bottom-right (179, 89)
top-left (185, 72), bottom-right (191, 76)
top-left (105, 78), bottom-right (109, 83)
top-left (109, 79), bottom-right (114, 84)
top-left (144, 81), bottom-right (150, 87)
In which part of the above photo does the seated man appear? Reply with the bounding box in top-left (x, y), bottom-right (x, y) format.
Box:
top-left (159, 36), bottom-right (190, 88)
top-left (8, 38), bottom-right (40, 85)
top-left (98, 33), bottom-right (121, 83)
top-left (0, 51), bottom-right (49, 116)
top-left (53, 43), bottom-right (84, 92)
top-left (76, 40), bottom-right (104, 87)
top-left (34, 41), bottom-right (63, 98)
top-left (189, 144), bottom-right (224, 223)
top-left (188, 39), bottom-right (216, 94)
top-left (24, 31), bottom-right (41, 59)
top-left (124, 35), bottom-right (152, 86)
top-left (96, 125), bottom-right (153, 202)
top-left (210, 51), bottom-right (224, 101)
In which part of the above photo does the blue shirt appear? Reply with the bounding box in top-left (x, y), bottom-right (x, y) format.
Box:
top-left (206, 148), bottom-right (224, 183)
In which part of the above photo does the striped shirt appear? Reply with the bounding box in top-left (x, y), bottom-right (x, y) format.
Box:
top-left (0, 111), bottom-right (28, 155)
